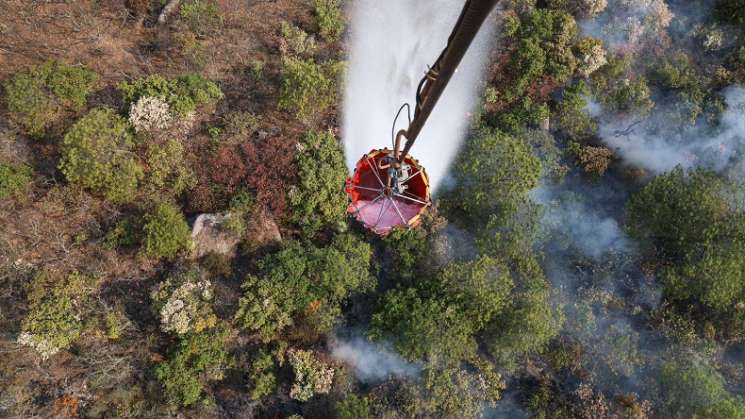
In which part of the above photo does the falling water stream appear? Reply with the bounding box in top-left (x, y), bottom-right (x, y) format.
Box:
top-left (342, 0), bottom-right (495, 191)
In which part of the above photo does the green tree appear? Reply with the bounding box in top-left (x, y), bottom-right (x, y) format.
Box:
top-left (658, 358), bottom-right (745, 418)
top-left (486, 257), bottom-right (564, 369)
top-left (398, 360), bottom-right (505, 419)
top-left (59, 107), bottom-right (144, 203)
top-left (647, 52), bottom-right (708, 124)
top-left (438, 256), bottom-right (514, 329)
top-left (141, 202), bottom-right (192, 259)
top-left (235, 234), bottom-right (373, 341)
top-left (627, 167), bottom-right (745, 310)
top-left (289, 130), bottom-right (348, 236)
top-left (369, 287), bottom-right (477, 363)
top-left (154, 327), bottom-right (231, 407)
top-left (553, 81), bottom-right (597, 142)
top-left (444, 128), bottom-right (541, 227)
top-left (3, 60), bottom-right (97, 138)
top-left (502, 9), bottom-right (578, 102)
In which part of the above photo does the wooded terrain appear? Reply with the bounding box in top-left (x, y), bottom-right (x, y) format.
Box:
top-left (1, 0), bottom-right (745, 418)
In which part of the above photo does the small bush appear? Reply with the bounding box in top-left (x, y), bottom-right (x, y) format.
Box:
top-left (279, 58), bottom-right (342, 123)
top-left (579, 145), bottom-right (612, 176)
top-left (141, 202), bottom-right (192, 259)
top-left (574, 37), bottom-right (607, 78)
top-left (3, 60), bottom-right (97, 138)
top-left (315, 0), bottom-right (345, 42)
top-left (596, 77), bottom-right (653, 115)
top-left (280, 21), bottom-right (317, 57)
top-left (176, 32), bottom-right (208, 68)
top-left (154, 327), bottom-right (231, 407)
top-left (105, 218), bottom-right (140, 249)
top-left (0, 161), bottom-right (32, 199)
top-left (59, 108), bottom-right (144, 203)
top-left (289, 130), bottom-right (348, 236)
top-left (335, 395), bottom-right (372, 419)
top-left (118, 73), bottom-right (222, 117)
top-left (248, 350), bottom-right (277, 400)
top-left (18, 271), bottom-right (93, 360)
top-left (223, 111), bottom-right (260, 141)
top-left (179, 0), bottom-right (224, 36)
top-left (151, 269), bottom-right (217, 335)
top-left (145, 139), bottom-right (195, 195)
top-left (287, 349), bottom-right (335, 401)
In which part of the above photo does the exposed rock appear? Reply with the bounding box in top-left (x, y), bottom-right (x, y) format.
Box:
top-left (190, 213), bottom-right (240, 258)
top-left (191, 211), bottom-right (281, 258)
top-left (157, 0), bottom-right (182, 25)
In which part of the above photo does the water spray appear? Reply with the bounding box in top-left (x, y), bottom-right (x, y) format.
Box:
top-left (345, 0), bottom-right (500, 235)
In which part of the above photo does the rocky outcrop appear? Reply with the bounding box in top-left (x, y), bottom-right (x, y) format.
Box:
top-left (190, 213), bottom-right (240, 259)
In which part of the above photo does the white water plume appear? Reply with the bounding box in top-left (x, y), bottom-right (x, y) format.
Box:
top-left (342, 0), bottom-right (496, 191)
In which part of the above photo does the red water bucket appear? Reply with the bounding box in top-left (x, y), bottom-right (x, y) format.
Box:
top-left (345, 148), bottom-right (431, 235)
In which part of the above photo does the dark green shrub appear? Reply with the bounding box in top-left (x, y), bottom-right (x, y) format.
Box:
top-left (118, 73), bottom-right (222, 117)
top-left (154, 327), bottom-right (231, 407)
top-left (3, 60), bottom-right (97, 137)
top-left (289, 130), bottom-right (347, 236)
top-left (59, 107), bottom-right (144, 203)
top-left (279, 58), bottom-right (342, 122)
top-left (141, 202), bottom-right (192, 259)
top-left (315, 0), bottom-right (345, 42)
top-left (280, 21), bottom-right (317, 57)
top-left (381, 228), bottom-right (429, 284)
top-left (0, 161), bottom-right (32, 199)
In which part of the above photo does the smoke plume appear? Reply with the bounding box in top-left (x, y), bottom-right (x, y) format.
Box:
top-left (599, 86), bottom-right (745, 175)
top-left (342, 0), bottom-right (495, 190)
top-left (330, 337), bottom-right (420, 383)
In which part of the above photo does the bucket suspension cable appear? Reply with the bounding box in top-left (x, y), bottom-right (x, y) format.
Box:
top-left (392, 0), bottom-right (499, 163)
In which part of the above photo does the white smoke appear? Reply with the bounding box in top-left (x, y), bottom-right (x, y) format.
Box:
top-left (330, 337), bottom-right (420, 382)
top-left (342, 0), bottom-right (495, 190)
top-left (599, 86), bottom-right (745, 175)
top-left (535, 189), bottom-right (630, 260)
